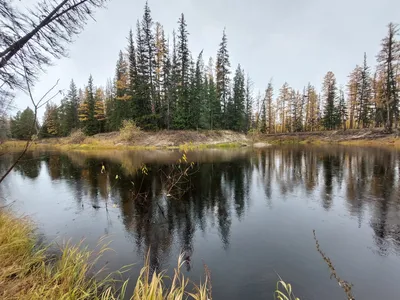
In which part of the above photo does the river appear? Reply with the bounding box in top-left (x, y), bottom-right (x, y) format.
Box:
top-left (0, 145), bottom-right (399, 299)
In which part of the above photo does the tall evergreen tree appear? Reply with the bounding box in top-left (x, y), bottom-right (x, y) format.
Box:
top-left (161, 33), bottom-right (171, 129)
top-left (230, 64), bottom-right (246, 131)
top-left (245, 75), bottom-right (253, 132)
top-left (322, 71), bottom-right (339, 130)
top-left (338, 87), bottom-right (347, 130)
top-left (127, 29), bottom-right (138, 120)
top-left (174, 13), bottom-right (191, 129)
top-left (10, 107), bottom-right (36, 140)
top-left (190, 50), bottom-right (204, 129)
top-left (216, 29), bottom-right (231, 128)
top-left (136, 20), bottom-right (153, 127)
top-left (358, 52), bottom-right (372, 128)
top-left (141, 1), bottom-right (156, 115)
top-left (206, 57), bottom-right (220, 130)
top-left (80, 75), bottom-right (98, 135)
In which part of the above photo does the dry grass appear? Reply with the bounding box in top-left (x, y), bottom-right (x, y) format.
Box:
top-left (68, 129), bottom-right (86, 144)
top-left (0, 209), bottom-right (301, 299)
top-left (0, 210), bottom-right (121, 300)
top-left (0, 210), bottom-right (213, 300)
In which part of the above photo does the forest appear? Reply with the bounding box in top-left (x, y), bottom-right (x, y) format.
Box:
top-left (7, 2), bottom-right (400, 139)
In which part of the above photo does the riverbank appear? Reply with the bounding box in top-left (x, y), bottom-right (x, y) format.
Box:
top-left (0, 130), bottom-right (250, 152)
top-left (257, 128), bottom-right (400, 148)
top-left (1, 128), bottom-right (398, 153)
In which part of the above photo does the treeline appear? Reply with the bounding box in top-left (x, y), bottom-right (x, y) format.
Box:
top-left (8, 3), bottom-right (400, 138)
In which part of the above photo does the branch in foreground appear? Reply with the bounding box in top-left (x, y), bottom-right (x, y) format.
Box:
top-left (313, 230), bottom-right (355, 300)
top-left (0, 71), bottom-right (61, 184)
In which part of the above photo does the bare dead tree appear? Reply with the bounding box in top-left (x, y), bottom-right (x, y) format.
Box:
top-left (0, 0), bottom-right (107, 90)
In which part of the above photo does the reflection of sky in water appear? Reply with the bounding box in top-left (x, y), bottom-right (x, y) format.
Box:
top-left (1, 146), bottom-right (400, 300)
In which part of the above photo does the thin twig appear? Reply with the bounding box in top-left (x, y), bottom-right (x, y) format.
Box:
top-left (313, 230), bottom-right (355, 300)
top-left (0, 66), bottom-right (60, 184)
top-left (0, 200), bottom-right (16, 209)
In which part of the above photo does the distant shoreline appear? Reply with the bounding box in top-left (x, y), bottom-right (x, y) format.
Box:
top-left (1, 129), bottom-right (399, 152)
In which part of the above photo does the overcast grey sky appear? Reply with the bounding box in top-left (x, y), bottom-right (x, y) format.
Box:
top-left (14, 0), bottom-right (400, 119)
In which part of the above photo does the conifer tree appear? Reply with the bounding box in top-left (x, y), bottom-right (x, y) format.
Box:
top-left (338, 87), bottom-right (347, 130)
top-left (231, 64), bottom-right (246, 131)
top-left (127, 29), bottom-right (138, 120)
top-left (358, 53), bottom-right (372, 128)
top-left (141, 1), bottom-right (156, 115)
top-left (322, 71), bottom-right (339, 130)
top-left (245, 75), bottom-right (253, 132)
top-left (216, 29), bottom-right (231, 128)
top-left (190, 50), bottom-right (204, 129)
top-left (206, 57), bottom-right (220, 130)
top-left (136, 20), bottom-right (152, 127)
top-left (80, 75), bottom-right (98, 135)
top-left (174, 13), bottom-right (191, 129)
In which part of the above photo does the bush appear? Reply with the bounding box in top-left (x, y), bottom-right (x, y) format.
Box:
top-left (119, 120), bottom-right (141, 141)
top-left (68, 129), bottom-right (86, 144)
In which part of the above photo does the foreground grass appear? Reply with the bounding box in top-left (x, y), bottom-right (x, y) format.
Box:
top-left (0, 210), bottom-right (299, 299)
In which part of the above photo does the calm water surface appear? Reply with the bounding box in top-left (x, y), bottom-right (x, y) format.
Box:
top-left (1, 146), bottom-right (400, 299)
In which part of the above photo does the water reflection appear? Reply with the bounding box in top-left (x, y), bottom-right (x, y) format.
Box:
top-left (2, 146), bottom-right (400, 268)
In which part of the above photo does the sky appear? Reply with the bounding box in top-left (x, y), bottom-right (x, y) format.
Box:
top-left (12, 0), bottom-right (400, 119)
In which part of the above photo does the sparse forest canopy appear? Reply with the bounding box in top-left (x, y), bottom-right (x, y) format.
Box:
top-left (6, 3), bottom-right (400, 137)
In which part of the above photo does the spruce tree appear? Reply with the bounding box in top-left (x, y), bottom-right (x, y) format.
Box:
top-left (162, 34), bottom-right (171, 129)
top-left (322, 71), bottom-right (339, 130)
top-left (216, 29), bottom-right (231, 128)
top-left (127, 29), bottom-right (138, 120)
top-left (245, 75), bottom-right (253, 132)
top-left (174, 13), bottom-right (191, 129)
top-left (141, 1), bottom-right (156, 116)
top-left (231, 64), bottom-right (246, 131)
top-left (190, 50), bottom-right (204, 129)
top-left (206, 57), bottom-right (220, 130)
top-left (136, 20), bottom-right (152, 127)
top-left (358, 52), bottom-right (372, 128)
top-left (10, 107), bottom-right (36, 140)
top-left (338, 87), bottom-right (347, 130)
top-left (83, 75), bottom-right (98, 135)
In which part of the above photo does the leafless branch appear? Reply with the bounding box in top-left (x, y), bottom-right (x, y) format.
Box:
top-left (0, 70), bottom-right (61, 184)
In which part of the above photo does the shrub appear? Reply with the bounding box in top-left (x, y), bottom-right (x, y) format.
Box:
top-left (68, 129), bottom-right (86, 144)
top-left (119, 120), bottom-right (141, 141)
